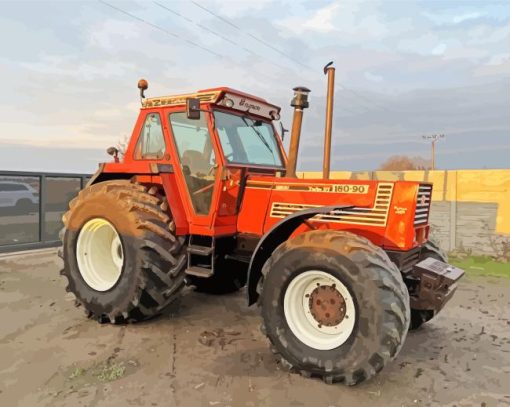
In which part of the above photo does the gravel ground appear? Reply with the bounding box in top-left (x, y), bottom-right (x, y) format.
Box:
top-left (1, 250), bottom-right (509, 407)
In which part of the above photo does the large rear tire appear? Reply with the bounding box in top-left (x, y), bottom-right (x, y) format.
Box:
top-left (60, 180), bottom-right (187, 323)
top-left (409, 239), bottom-right (448, 330)
top-left (259, 230), bottom-right (410, 385)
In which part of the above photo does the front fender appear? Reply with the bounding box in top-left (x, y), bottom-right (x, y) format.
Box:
top-left (246, 205), bottom-right (352, 305)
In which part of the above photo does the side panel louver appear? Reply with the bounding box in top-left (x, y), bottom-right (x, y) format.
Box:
top-left (270, 183), bottom-right (394, 227)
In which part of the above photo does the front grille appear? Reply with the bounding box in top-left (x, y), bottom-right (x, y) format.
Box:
top-left (414, 184), bottom-right (432, 226)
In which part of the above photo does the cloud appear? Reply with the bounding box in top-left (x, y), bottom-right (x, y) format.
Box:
top-left (364, 72), bottom-right (383, 83)
top-left (88, 19), bottom-right (142, 49)
top-left (431, 43), bottom-right (447, 56)
top-left (1, 0), bottom-right (510, 173)
top-left (277, 1), bottom-right (389, 41)
top-left (302, 2), bottom-right (340, 33)
top-left (452, 12), bottom-right (483, 24)
top-left (20, 54), bottom-right (137, 80)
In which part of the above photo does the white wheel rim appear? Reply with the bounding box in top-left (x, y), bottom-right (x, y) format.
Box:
top-left (76, 218), bottom-right (124, 291)
top-left (283, 270), bottom-right (356, 350)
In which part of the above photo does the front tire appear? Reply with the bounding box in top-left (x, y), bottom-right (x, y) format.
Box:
top-left (60, 180), bottom-right (187, 323)
top-left (260, 230), bottom-right (410, 385)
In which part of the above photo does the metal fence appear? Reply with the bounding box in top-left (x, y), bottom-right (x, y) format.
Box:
top-left (0, 171), bottom-right (91, 253)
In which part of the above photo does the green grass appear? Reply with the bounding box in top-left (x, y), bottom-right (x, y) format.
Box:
top-left (69, 367), bottom-right (85, 379)
top-left (96, 363), bottom-right (126, 382)
top-left (67, 362), bottom-right (127, 384)
top-left (449, 255), bottom-right (510, 278)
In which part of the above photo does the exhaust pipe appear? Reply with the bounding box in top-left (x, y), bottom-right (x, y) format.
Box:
top-left (286, 86), bottom-right (310, 178)
top-left (323, 61), bottom-right (335, 179)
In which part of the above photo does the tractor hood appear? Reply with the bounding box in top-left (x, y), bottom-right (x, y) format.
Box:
top-left (237, 175), bottom-right (432, 251)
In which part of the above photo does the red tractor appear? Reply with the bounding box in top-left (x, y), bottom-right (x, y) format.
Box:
top-left (61, 64), bottom-right (464, 385)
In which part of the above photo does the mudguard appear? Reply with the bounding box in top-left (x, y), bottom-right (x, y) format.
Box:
top-left (247, 205), bottom-right (353, 305)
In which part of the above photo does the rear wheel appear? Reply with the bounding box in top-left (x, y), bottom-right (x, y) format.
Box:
top-left (60, 180), bottom-right (187, 323)
top-left (260, 230), bottom-right (410, 385)
top-left (409, 239), bottom-right (448, 330)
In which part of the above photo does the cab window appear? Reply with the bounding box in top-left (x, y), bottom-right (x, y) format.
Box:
top-left (169, 112), bottom-right (217, 215)
top-left (134, 113), bottom-right (166, 159)
top-left (214, 111), bottom-right (283, 167)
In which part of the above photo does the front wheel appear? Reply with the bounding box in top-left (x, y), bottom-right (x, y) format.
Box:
top-left (60, 180), bottom-right (187, 323)
top-left (260, 230), bottom-right (410, 385)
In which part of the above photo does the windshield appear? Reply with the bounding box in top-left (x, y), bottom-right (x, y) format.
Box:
top-left (214, 110), bottom-right (283, 167)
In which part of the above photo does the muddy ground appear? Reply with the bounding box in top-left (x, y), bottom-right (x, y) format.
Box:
top-left (0, 250), bottom-right (509, 407)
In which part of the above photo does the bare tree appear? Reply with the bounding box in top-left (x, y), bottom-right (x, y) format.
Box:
top-left (116, 134), bottom-right (130, 158)
top-left (378, 155), bottom-right (431, 171)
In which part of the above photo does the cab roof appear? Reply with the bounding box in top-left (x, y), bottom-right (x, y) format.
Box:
top-left (143, 87), bottom-right (277, 110)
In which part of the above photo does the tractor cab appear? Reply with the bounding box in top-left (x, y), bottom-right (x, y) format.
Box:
top-left (101, 86), bottom-right (287, 237)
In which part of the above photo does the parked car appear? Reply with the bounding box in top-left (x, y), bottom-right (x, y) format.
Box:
top-left (0, 181), bottom-right (39, 214)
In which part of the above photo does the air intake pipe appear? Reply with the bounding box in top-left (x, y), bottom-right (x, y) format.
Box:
top-left (286, 86), bottom-right (310, 178)
top-left (323, 61), bottom-right (335, 179)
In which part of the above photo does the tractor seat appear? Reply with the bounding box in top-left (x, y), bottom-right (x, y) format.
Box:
top-left (182, 150), bottom-right (210, 175)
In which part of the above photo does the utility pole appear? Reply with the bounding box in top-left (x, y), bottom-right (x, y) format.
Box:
top-left (422, 134), bottom-right (445, 170)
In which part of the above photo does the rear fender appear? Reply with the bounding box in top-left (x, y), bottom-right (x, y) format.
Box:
top-left (86, 165), bottom-right (189, 235)
top-left (246, 205), bottom-right (352, 305)
top-left (86, 164), bottom-right (133, 187)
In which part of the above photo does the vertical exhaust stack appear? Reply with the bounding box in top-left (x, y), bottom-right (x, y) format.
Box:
top-left (286, 86), bottom-right (310, 178)
top-left (323, 61), bottom-right (335, 179)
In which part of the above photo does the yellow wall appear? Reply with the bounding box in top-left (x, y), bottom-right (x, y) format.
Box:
top-left (299, 170), bottom-right (510, 234)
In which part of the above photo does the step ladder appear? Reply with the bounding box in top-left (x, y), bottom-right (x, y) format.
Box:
top-left (185, 235), bottom-right (215, 278)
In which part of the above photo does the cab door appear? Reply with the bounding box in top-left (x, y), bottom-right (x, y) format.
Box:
top-left (165, 109), bottom-right (223, 233)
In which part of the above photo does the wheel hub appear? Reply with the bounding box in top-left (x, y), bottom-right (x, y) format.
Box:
top-left (76, 218), bottom-right (124, 292)
top-left (283, 270), bottom-right (356, 350)
top-left (308, 284), bottom-right (346, 327)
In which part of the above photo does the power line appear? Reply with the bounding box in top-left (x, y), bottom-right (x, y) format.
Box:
top-left (98, 0), bottom-right (222, 58)
top-left (190, 1), bottom-right (311, 71)
top-left (98, 0), bottom-right (284, 84)
top-left (98, 1), bottom-right (375, 118)
top-left (191, 1), bottom-right (241, 31)
top-left (153, 1), bottom-right (288, 71)
top-left (189, 1), bottom-right (395, 114)
top-left (337, 85), bottom-right (393, 113)
top-left (154, 2), bottom-right (235, 46)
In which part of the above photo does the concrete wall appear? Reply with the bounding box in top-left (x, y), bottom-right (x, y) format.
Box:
top-left (299, 170), bottom-right (510, 257)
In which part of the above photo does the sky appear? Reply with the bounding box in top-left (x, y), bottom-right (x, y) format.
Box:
top-left (0, 0), bottom-right (509, 174)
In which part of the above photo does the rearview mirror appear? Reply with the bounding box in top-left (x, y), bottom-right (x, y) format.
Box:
top-left (186, 98), bottom-right (201, 120)
top-left (279, 122), bottom-right (289, 142)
